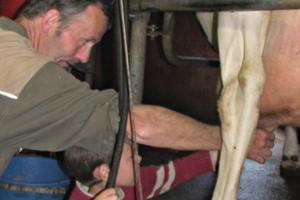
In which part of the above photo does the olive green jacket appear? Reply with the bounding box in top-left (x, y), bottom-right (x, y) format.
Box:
top-left (0, 17), bottom-right (119, 175)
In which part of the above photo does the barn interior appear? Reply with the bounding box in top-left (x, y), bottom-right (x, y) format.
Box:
top-left (1, 0), bottom-right (300, 200)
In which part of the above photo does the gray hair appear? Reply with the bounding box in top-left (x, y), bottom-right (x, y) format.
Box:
top-left (18, 0), bottom-right (113, 27)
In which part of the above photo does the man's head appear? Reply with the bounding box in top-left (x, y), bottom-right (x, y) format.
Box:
top-left (64, 143), bottom-right (141, 188)
top-left (17, 0), bottom-right (113, 67)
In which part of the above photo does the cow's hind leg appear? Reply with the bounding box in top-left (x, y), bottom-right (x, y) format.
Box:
top-left (212, 11), bottom-right (270, 200)
top-left (281, 125), bottom-right (300, 175)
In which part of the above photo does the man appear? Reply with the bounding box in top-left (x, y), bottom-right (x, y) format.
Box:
top-left (0, 0), bottom-right (274, 175)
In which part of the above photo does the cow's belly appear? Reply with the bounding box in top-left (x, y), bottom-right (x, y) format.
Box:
top-left (259, 10), bottom-right (300, 128)
top-left (260, 58), bottom-right (300, 127)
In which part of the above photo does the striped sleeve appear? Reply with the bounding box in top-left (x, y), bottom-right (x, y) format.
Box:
top-left (122, 150), bottom-right (213, 200)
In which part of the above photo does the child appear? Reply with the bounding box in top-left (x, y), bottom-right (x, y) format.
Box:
top-left (64, 143), bottom-right (215, 200)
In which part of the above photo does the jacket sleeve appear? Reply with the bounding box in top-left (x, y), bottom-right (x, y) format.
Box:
top-left (0, 62), bottom-right (119, 158)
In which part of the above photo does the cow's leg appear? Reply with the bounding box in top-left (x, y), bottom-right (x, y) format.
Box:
top-left (195, 12), bottom-right (218, 49)
top-left (212, 11), bottom-right (270, 200)
top-left (281, 125), bottom-right (300, 171)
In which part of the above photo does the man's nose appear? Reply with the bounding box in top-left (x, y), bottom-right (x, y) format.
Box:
top-left (74, 44), bottom-right (93, 63)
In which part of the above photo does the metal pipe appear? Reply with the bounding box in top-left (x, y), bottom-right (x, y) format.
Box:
top-left (130, 12), bottom-right (150, 104)
top-left (130, 0), bottom-right (300, 12)
top-left (162, 12), bottom-right (219, 66)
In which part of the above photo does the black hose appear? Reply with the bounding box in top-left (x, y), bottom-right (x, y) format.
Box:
top-left (93, 1), bottom-right (130, 198)
top-left (106, 0), bottom-right (130, 189)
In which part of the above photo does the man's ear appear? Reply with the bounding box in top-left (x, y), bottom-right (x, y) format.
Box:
top-left (41, 9), bottom-right (61, 33)
top-left (93, 164), bottom-right (110, 182)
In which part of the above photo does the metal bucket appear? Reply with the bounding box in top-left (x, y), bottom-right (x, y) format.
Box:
top-left (0, 156), bottom-right (70, 200)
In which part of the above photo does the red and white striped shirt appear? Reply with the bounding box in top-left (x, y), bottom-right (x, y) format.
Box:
top-left (69, 151), bottom-right (213, 200)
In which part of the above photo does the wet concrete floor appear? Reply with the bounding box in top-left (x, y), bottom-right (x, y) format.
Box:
top-left (152, 130), bottom-right (300, 200)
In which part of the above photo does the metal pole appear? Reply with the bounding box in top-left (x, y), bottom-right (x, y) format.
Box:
top-left (130, 0), bottom-right (300, 12)
top-left (130, 12), bottom-right (150, 104)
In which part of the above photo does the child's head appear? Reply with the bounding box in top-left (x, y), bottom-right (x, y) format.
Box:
top-left (64, 143), bottom-right (141, 188)
top-left (63, 145), bottom-right (107, 185)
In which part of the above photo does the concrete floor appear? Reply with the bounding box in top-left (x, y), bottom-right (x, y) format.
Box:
top-left (152, 130), bottom-right (300, 200)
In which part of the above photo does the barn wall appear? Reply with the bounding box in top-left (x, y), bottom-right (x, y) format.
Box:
top-left (143, 12), bottom-right (220, 124)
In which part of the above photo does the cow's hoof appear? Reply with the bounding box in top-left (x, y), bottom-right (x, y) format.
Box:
top-left (280, 155), bottom-right (300, 177)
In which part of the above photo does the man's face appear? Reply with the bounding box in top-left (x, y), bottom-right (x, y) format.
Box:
top-left (116, 143), bottom-right (142, 187)
top-left (46, 5), bottom-right (108, 67)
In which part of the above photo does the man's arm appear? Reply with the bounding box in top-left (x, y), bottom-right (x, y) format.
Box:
top-left (3, 63), bottom-right (118, 157)
top-left (129, 104), bottom-right (275, 163)
top-left (129, 104), bottom-right (221, 150)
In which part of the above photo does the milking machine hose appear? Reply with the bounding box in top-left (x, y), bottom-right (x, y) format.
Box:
top-left (106, 0), bottom-right (130, 190)
top-left (93, 0), bottom-right (130, 198)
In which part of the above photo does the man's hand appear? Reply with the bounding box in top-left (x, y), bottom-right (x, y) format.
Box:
top-left (247, 128), bottom-right (275, 163)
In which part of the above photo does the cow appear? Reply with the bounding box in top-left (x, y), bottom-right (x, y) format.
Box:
top-left (197, 9), bottom-right (300, 200)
